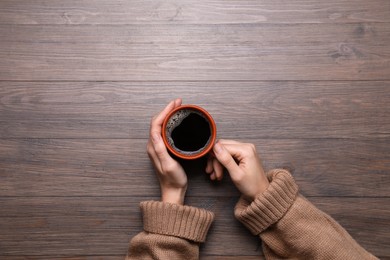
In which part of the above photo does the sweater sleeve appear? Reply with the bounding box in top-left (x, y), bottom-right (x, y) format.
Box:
top-left (234, 169), bottom-right (378, 260)
top-left (126, 200), bottom-right (214, 260)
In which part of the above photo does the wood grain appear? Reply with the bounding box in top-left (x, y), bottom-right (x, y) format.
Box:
top-left (0, 138), bottom-right (388, 197)
top-left (0, 257), bottom-right (123, 260)
top-left (0, 0), bottom-right (389, 25)
top-left (0, 255), bottom-right (266, 260)
top-left (0, 23), bottom-right (389, 81)
top-left (0, 0), bottom-right (389, 258)
top-left (202, 257), bottom-right (264, 260)
top-left (0, 81), bottom-right (389, 139)
top-left (0, 197), bottom-right (388, 257)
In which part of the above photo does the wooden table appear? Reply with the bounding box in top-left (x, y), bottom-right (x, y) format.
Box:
top-left (0, 0), bottom-right (389, 259)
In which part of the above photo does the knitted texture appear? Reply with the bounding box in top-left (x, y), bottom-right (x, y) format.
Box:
top-left (235, 169), bottom-right (298, 235)
top-left (128, 170), bottom-right (378, 259)
top-left (140, 201), bottom-right (214, 243)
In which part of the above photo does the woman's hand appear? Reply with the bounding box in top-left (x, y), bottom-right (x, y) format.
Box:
top-left (212, 139), bottom-right (269, 201)
top-left (147, 98), bottom-right (187, 205)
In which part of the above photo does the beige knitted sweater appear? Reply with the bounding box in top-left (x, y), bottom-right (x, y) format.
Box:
top-left (126, 169), bottom-right (377, 259)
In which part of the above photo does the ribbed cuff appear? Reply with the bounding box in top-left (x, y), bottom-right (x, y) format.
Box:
top-left (140, 201), bottom-right (215, 243)
top-left (234, 169), bottom-right (299, 235)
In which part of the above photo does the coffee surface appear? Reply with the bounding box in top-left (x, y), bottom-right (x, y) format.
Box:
top-left (170, 112), bottom-right (211, 153)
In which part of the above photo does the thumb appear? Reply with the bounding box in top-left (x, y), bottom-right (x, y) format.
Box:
top-left (213, 143), bottom-right (241, 176)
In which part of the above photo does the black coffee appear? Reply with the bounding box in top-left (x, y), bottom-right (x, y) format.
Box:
top-left (171, 112), bottom-right (211, 152)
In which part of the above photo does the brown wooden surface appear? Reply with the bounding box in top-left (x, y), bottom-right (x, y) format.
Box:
top-left (0, 0), bottom-right (389, 259)
top-left (0, 138), bottom-right (388, 197)
top-left (0, 0), bottom-right (389, 25)
top-left (1, 24), bottom-right (389, 81)
top-left (0, 81), bottom-right (389, 139)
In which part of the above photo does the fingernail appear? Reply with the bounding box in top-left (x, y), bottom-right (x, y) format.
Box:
top-left (214, 143), bottom-right (222, 154)
top-left (152, 133), bottom-right (160, 143)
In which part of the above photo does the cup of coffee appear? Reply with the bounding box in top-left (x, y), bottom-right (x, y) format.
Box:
top-left (162, 105), bottom-right (217, 160)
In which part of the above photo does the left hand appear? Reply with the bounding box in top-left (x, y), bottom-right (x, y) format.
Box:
top-left (147, 98), bottom-right (187, 205)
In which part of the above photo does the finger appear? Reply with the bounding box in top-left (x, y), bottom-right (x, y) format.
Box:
top-left (150, 100), bottom-right (176, 134)
top-left (213, 158), bottom-right (224, 180)
top-left (150, 98), bottom-right (183, 136)
top-left (221, 143), bottom-right (256, 162)
top-left (147, 140), bottom-right (162, 172)
top-left (218, 139), bottom-right (242, 145)
top-left (213, 143), bottom-right (241, 176)
top-left (205, 157), bottom-right (213, 174)
top-left (151, 132), bottom-right (175, 169)
top-left (210, 172), bottom-right (216, 180)
top-left (174, 98), bottom-right (182, 108)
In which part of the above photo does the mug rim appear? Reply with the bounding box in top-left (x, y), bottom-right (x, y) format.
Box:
top-left (162, 105), bottom-right (217, 160)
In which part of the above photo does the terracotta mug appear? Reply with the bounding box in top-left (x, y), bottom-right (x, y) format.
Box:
top-left (162, 105), bottom-right (217, 160)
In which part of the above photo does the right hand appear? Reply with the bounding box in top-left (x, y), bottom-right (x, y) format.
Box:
top-left (147, 98), bottom-right (188, 205)
top-left (212, 139), bottom-right (270, 201)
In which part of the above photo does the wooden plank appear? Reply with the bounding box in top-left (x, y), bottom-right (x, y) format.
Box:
top-left (0, 257), bottom-right (264, 260)
top-left (202, 257), bottom-right (264, 260)
top-left (0, 0), bottom-right (389, 25)
top-left (0, 24), bottom-right (389, 81)
top-left (0, 197), bottom-right (388, 257)
top-left (0, 81), bottom-right (389, 139)
top-left (0, 138), bottom-right (388, 197)
top-left (5, 257), bottom-right (123, 260)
